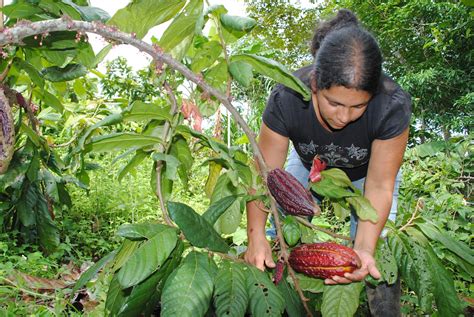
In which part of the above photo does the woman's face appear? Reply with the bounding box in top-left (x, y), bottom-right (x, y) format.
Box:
top-left (312, 85), bottom-right (372, 131)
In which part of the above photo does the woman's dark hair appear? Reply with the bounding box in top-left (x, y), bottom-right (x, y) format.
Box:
top-left (310, 9), bottom-right (382, 95)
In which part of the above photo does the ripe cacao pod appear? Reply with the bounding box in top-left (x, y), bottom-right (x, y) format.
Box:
top-left (0, 88), bottom-right (14, 174)
top-left (288, 242), bottom-right (360, 279)
top-left (267, 168), bottom-right (320, 216)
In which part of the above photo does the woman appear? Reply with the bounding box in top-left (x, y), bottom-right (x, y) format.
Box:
top-left (244, 9), bottom-right (411, 315)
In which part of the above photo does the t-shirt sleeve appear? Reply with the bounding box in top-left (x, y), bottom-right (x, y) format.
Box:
top-left (262, 87), bottom-right (290, 137)
top-left (374, 88), bottom-right (412, 140)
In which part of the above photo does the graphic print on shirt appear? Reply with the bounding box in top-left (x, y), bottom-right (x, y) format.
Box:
top-left (297, 142), bottom-right (368, 168)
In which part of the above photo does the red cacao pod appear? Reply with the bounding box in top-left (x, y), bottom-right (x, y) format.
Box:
top-left (288, 242), bottom-right (360, 279)
top-left (267, 168), bottom-right (320, 216)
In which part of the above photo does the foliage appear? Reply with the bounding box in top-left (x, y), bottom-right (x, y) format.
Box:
top-left (0, 0), bottom-right (471, 316)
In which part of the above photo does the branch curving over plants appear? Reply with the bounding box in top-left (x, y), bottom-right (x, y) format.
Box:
top-left (0, 17), bottom-right (310, 315)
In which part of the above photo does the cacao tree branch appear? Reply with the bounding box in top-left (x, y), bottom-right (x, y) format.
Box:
top-left (295, 216), bottom-right (351, 241)
top-left (399, 198), bottom-right (423, 232)
top-left (0, 18), bottom-right (305, 313)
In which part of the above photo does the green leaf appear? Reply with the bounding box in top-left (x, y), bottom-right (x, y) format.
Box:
top-left (41, 64), bottom-right (88, 82)
top-left (108, 0), bottom-right (186, 39)
top-left (20, 123), bottom-right (41, 147)
top-left (277, 277), bottom-right (304, 317)
top-left (17, 183), bottom-right (38, 227)
top-left (220, 14), bottom-right (256, 32)
top-left (75, 113), bottom-right (124, 152)
top-left (74, 43), bottom-right (96, 69)
top-left (191, 40), bottom-right (222, 72)
top-left (38, 90), bottom-right (64, 113)
top-left (117, 227), bottom-right (178, 288)
top-left (231, 54), bottom-right (310, 100)
top-left (412, 140), bottom-right (448, 157)
top-left (72, 251), bottom-right (117, 293)
top-left (118, 150), bottom-right (148, 181)
top-left (405, 228), bottom-right (464, 316)
top-left (213, 261), bottom-right (249, 317)
top-left (87, 133), bottom-right (163, 153)
top-left (416, 221), bottom-right (474, 265)
top-left (118, 240), bottom-right (184, 317)
top-left (161, 251), bottom-right (215, 317)
top-left (204, 58), bottom-right (228, 93)
top-left (332, 201), bottom-right (350, 219)
top-left (346, 196), bottom-right (379, 222)
top-left (35, 186), bottom-right (60, 251)
top-left (106, 274), bottom-right (130, 316)
top-left (321, 283), bottom-right (364, 317)
top-left (123, 101), bottom-right (172, 122)
top-left (388, 232), bottom-right (434, 311)
top-left (311, 177), bottom-right (358, 199)
top-left (62, 0), bottom-right (110, 22)
top-left (282, 216), bottom-right (301, 247)
top-left (169, 136), bottom-right (194, 187)
top-left (159, 0), bottom-right (204, 59)
top-left (372, 239), bottom-right (398, 285)
top-left (213, 198), bottom-right (243, 235)
top-left (111, 240), bottom-right (141, 273)
top-left (321, 168), bottom-right (353, 188)
top-left (290, 273), bottom-right (324, 293)
top-left (167, 201), bottom-right (230, 253)
top-left (0, 3), bottom-right (42, 19)
top-left (205, 161), bottom-right (222, 198)
top-left (152, 153), bottom-right (181, 181)
top-left (202, 195), bottom-right (239, 225)
top-left (246, 265), bottom-right (285, 317)
top-left (14, 58), bottom-right (44, 87)
top-left (151, 161), bottom-right (174, 204)
top-left (93, 44), bottom-right (113, 68)
top-left (229, 61), bottom-right (253, 87)
top-left (116, 223), bottom-right (175, 240)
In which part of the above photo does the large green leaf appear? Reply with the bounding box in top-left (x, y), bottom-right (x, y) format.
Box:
top-left (35, 186), bottom-right (60, 251)
top-left (388, 232), bottom-right (434, 311)
top-left (202, 195), bottom-right (239, 225)
top-left (110, 240), bottom-right (141, 273)
top-left (231, 54), bottom-right (310, 100)
top-left (321, 168), bottom-right (354, 189)
top-left (405, 228), bottom-right (464, 316)
top-left (169, 136), bottom-right (194, 187)
top-left (290, 273), bottom-right (324, 293)
top-left (17, 183), bottom-right (38, 227)
top-left (87, 133), bottom-right (163, 153)
top-left (161, 251), bottom-right (215, 317)
top-left (123, 101), bottom-right (172, 122)
top-left (106, 274), bottom-right (130, 316)
top-left (204, 58), bottom-right (228, 93)
top-left (416, 221), bottom-right (474, 265)
top-left (41, 64), bottom-right (88, 82)
top-left (311, 177), bottom-right (358, 199)
top-left (62, 0), bottom-right (110, 22)
top-left (159, 0), bottom-right (204, 58)
top-left (0, 3), bottom-right (42, 19)
top-left (75, 113), bottom-right (124, 152)
top-left (277, 277), bottom-right (304, 317)
top-left (321, 283), bottom-right (364, 317)
top-left (38, 90), bottom-right (64, 113)
top-left (282, 216), bottom-right (301, 247)
top-left (346, 196), bottom-right (379, 222)
top-left (117, 226), bottom-right (177, 288)
top-left (213, 261), bottom-right (248, 317)
top-left (152, 153), bottom-right (181, 181)
top-left (117, 240), bottom-right (184, 317)
top-left (191, 40), bottom-right (222, 73)
top-left (246, 266), bottom-right (285, 317)
top-left (116, 223), bottom-right (175, 240)
top-left (167, 201), bottom-right (230, 253)
top-left (118, 150), bottom-right (148, 182)
top-left (14, 58), bottom-right (44, 87)
top-left (229, 61), bottom-right (253, 87)
top-left (374, 238), bottom-right (398, 285)
top-left (220, 14), bottom-right (256, 32)
top-left (72, 251), bottom-right (117, 293)
top-left (108, 0), bottom-right (186, 39)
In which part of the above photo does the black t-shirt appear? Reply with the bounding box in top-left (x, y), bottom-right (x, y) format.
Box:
top-left (262, 65), bottom-right (412, 181)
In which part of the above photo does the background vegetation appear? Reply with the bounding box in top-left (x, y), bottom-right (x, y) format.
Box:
top-left (0, 0), bottom-right (472, 316)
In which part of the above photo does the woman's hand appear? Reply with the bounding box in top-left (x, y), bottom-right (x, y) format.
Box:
top-left (244, 234), bottom-right (276, 271)
top-left (323, 248), bottom-right (381, 285)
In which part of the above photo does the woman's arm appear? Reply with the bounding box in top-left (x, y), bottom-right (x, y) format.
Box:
top-left (245, 123), bottom-right (289, 271)
top-left (326, 127), bottom-right (409, 284)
